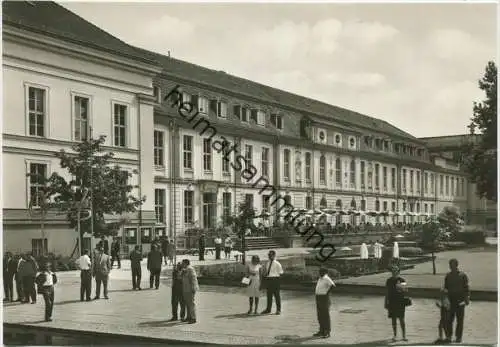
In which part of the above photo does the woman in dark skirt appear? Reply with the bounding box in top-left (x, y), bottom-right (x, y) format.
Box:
top-left (385, 266), bottom-right (408, 342)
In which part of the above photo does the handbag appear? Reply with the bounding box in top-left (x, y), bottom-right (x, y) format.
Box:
top-left (241, 277), bottom-right (250, 285)
top-left (404, 297), bottom-right (412, 307)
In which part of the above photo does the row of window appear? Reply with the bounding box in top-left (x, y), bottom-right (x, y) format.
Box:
top-left (27, 85), bottom-right (129, 147)
top-left (364, 135), bottom-right (426, 158)
top-left (154, 186), bottom-right (438, 227)
top-left (154, 133), bottom-right (466, 197)
top-left (167, 90), bottom-right (284, 130)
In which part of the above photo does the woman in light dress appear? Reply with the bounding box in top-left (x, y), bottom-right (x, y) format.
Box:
top-left (245, 255), bottom-right (262, 314)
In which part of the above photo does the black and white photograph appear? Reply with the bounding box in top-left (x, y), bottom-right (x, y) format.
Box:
top-left (1, 0), bottom-right (498, 345)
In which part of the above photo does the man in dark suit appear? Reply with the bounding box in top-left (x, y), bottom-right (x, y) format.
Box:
top-left (3, 252), bottom-right (15, 302)
top-left (181, 259), bottom-right (199, 324)
top-left (147, 244), bottom-right (163, 289)
top-left (110, 237), bottom-right (121, 269)
top-left (98, 236), bottom-right (109, 255)
top-left (92, 246), bottom-right (111, 299)
top-left (170, 262), bottom-right (185, 321)
top-left (198, 234), bottom-right (206, 261)
top-left (129, 245), bottom-right (143, 290)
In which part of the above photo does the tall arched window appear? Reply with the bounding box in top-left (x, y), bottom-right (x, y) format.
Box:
top-left (335, 199), bottom-right (342, 225)
top-left (375, 199), bottom-right (381, 223)
top-left (319, 155), bottom-right (326, 184)
top-left (350, 160), bottom-right (356, 187)
top-left (283, 149), bottom-right (290, 180)
top-left (335, 158), bottom-right (341, 185)
top-left (320, 197), bottom-right (327, 209)
top-left (305, 152), bottom-right (311, 180)
top-left (350, 199), bottom-right (357, 225)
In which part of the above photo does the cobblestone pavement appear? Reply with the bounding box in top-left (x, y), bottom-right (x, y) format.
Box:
top-left (3, 277), bottom-right (497, 345)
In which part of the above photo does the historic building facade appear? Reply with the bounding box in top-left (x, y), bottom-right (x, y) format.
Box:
top-left (2, 2), bottom-right (161, 255)
top-left (2, 2), bottom-right (478, 256)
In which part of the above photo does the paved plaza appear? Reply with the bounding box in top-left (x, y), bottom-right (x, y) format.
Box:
top-left (3, 247), bottom-right (498, 345)
top-left (338, 247), bottom-right (498, 291)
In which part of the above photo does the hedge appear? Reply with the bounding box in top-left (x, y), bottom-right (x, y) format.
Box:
top-left (453, 231), bottom-right (486, 245)
top-left (34, 254), bottom-right (78, 271)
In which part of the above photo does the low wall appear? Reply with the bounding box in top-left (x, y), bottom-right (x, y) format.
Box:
top-left (195, 255), bottom-right (306, 277)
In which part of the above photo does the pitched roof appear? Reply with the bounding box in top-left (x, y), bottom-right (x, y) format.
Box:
top-left (420, 134), bottom-right (476, 149)
top-left (135, 47), bottom-right (419, 141)
top-left (2, 1), bottom-right (154, 65)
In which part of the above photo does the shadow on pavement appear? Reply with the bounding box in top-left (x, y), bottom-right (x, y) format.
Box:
top-left (214, 313), bottom-right (261, 319)
top-left (54, 299), bottom-right (85, 306)
top-left (137, 320), bottom-right (187, 327)
top-left (275, 337), bottom-right (393, 346)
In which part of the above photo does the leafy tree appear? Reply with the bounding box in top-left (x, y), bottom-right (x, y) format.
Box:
top-left (437, 206), bottom-right (462, 237)
top-left (44, 136), bottom-right (144, 252)
top-left (463, 61), bottom-right (497, 202)
top-left (226, 202), bottom-right (256, 264)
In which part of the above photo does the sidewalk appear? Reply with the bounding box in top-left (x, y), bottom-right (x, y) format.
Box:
top-left (3, 276), bottom-right (497, 345)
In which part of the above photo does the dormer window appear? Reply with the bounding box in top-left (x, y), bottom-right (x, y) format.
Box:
top-left (335, 134), bottom-right (341, 144)
top-left (364, 136), bottom-right (372, 147)
top-left (271, 113), bottom-right (283, 130)
top-left (211, 99), bottom-right (227, 118)
top-left (234, 105), bottom-right (249, 122)
top-left (375, 138), bottom-right (381, 149)
top-left (383, 140), bottom-right (389, 151)
top-left (250, 109), bottom-right (258, 123)
top-left (349, 137), bottom-right (355, 147)
top-left (197, 96), bottom-right (209, 114)
top-left (241, 107), bottom-right (249, 122)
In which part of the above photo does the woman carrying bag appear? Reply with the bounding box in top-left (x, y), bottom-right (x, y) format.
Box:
top-left (243, 255), bottom-right (262, 315)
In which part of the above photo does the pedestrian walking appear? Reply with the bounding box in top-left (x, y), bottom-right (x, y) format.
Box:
top-left (313, 267), bottom-right (335, 338)
top-left (129, 245), bottom-right (143, 290)
top-left (444, 258), bottom-right (470, 344)
top-left (110, 238), bottom-right (121, 269)
top-left (3, 252), bottom-right (15, 302)
top-left (161, 238), bottom-right (168, 265)
top-left (166, 240), bottom-right (175, 266)
top-left (77, 249), bottom-right (92, 301)
top-left (147, 244), bottom-right (162, 289)
top-left (224, 236), bottom-right (233, 259)
top-left (214, 235), bottom-right (222, 260)
top-left (21, 253), bottom-right (38, 304)
top-left (181, 259), bottom-right (199, 324)
top-left (261, 250), bottom-right (283, 315)
top-left (434, 288), bottom-right (451, 344)
top-left (385, 266), bottom-right (408, 342)
top-left (198, 234), bottom-right (206, 261)
top-left (170, 262), bottom-right (186, 321)
top-left (35, 261), bottom-right (57, 322)
top-left (15, 254), bottom-right (25, 302)
top-left (93, 246), bottom-right (111, 300)
top-left (244, 255), bottom-right (262, 315)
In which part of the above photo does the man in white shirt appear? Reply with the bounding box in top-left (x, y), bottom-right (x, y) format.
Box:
top-left (261, 250), bottom-right (284, 315)
top-left (77, 249), bottom-right (92, 302)
top-left (214, 235), bottom-right (222, 260)
top-left (314, 267), bottom-right (335, 338)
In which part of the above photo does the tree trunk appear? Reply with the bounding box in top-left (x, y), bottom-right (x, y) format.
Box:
top-left (241, 232), bottom-right (246, 265)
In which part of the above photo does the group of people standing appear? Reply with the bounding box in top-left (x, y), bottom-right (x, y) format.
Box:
top-left (3, 252), bottom-right (39, 304)
top-left (3, 252), bottom-right (57, 322)
top-left (385, 258), bottom-right (470, 344)
top-left (198, 234), bottom-right (233, 261)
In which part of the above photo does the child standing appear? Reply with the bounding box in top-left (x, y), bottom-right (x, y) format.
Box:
top-left (35, 262), bottom-right (57, 322)
top-left (435, 288), bottom-right (450, 344)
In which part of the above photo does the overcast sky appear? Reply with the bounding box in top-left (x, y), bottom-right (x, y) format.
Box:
top-left (64, 2), bottom-right (497, 138)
